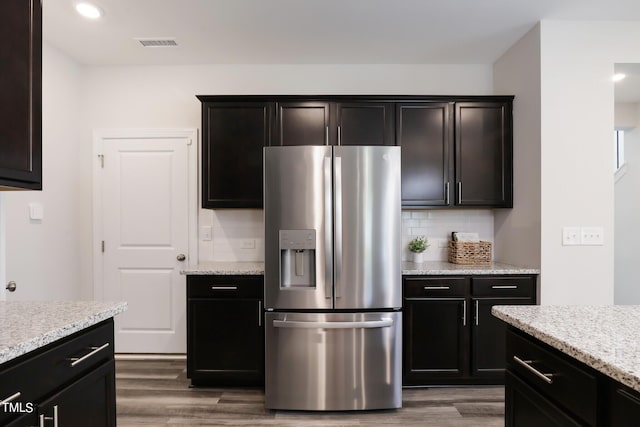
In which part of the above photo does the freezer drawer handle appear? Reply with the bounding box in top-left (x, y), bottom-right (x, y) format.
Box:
top-left (491, 285), bottom-right (518, 289)
top-left (513, 356), bottom-right (554, 384)
top-left (424, 286), bottom-right (450, 290)
top-left (69, 343), bottom-right (110, 367)
top-left (210, 286), bottom-right (238, 290)
top-left (273, 318), bottom-right (393, 329)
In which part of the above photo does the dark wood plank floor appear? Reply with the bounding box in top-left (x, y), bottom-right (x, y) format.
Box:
top-left (116, 359), bottom-right (504, 426)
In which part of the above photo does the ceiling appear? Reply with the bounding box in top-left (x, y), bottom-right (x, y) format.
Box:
top-left (44, 0), bottom-right (640, 66)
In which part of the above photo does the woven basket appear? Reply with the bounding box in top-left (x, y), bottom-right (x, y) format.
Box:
top-left (448, 241), bottom-right (492, 265)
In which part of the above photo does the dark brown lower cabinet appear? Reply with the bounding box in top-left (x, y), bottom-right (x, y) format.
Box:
top-left (187, 275), bottom-right (264, 386)
top-left (0, 320), bottom-right (116, 426)
top-left (37, 360), bottom-right (116, 427)
top-left (505, 327), bottom-right (640, 427)
top-left (403, 275), bottom-right (536, 386)
top-left (505, 372), bottom-right (582, 427)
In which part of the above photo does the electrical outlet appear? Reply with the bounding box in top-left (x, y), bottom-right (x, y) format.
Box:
top-left (562, 227), bottom-right (581, 246)
top-left (240, 239), bottom-right (256, 249)
top-left (581, 227), bottom-right (604, 245)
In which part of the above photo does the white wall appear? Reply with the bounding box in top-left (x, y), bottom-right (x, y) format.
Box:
top-left (4, 43), bottom-right (87, 300)
top-left (537, 21), bottom-right (640, 305)
top-left (492, 25), bottom-right (542, 272)
top-left (82, 63), bottom-right (494, 267)
top-left (615, 102), bottom-right (640, 304)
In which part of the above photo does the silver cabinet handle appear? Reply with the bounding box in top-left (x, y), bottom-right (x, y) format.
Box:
top-left (0, 391), bottom-right (21, 405)
top-left (513, 356), bottom-right (554, 384)
top-left (325, 126), bottom-right (329, 146)
top-left (424, 286), bottom-right (450, 290)
top-left (176, 254), bottom-right (186, 262)
top-left (457, 182), bottom-right (462, 204)
top-left (5, 281), bottom-right (16, 292)
top-left (492, 285), bottom-right (518, 289)
top-left (475, 300), bottom-right (479, 326)
top-left (40, 405), bottom-right (58, 427)
top-left (273, 318), bottom-right (393, 329)
top-left (323, 156), bottom-right (333, 299)
top-left (334, 155), bottom-right (343, 299)
top-left (462, 299), bottom-right (467, 326)
top-left (445, 182), bottom-right (450, 205)
top-left (69, 343), bottom-right (110, 367)
top-left (210, 286), bottom-right (238, 290)
top-left (338, 125), bottom-right (342, 145)
top-left (258, 301), bottom-right (262, 327)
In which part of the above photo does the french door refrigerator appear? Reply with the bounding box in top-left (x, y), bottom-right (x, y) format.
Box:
top-left (263, 145), bottom-right (402, 411)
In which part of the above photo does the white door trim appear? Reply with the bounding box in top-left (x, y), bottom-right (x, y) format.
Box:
top-left (92, 128), bottom-right (198, 301)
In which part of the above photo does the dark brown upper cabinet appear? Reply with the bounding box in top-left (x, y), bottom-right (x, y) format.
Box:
top-left (275, 102), bottom-right (330, 146)
top-left (275, 101), bottom-right (395, 146)
top-left (200, 101), bottom-right (274, 208)
top-left (336, 102), bottom-right (395, 146)
top-left (397, 102), bottom-right (453, 206)
top-left (197, 95), bottom-right (513, 209)
top-left (455, 101), bottom-right (513, 207)
top-left (0, 0), bottom-right (42, 190)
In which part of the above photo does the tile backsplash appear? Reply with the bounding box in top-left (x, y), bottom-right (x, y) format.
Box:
top-left (402, 209), bottom-right (494, 262)
top-left (199, 209), bottom-right (494, 263)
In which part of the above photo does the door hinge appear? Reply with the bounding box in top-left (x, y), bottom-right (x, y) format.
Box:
top-left (101, 241), bottom-right (105, 252)
top-left (98, 154), bottom-right (104, 168)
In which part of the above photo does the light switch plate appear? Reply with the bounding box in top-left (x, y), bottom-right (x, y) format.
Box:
top-left (562, 227), bottom-right (581, 245)
top-left (581, 227), bottom-right (604, 245)
top-left (29, 203), bottom-right (43, 220)
top-left (200, 226), bottom-right (212, 241)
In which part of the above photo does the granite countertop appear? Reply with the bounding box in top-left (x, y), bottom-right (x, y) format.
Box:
top-left (492, 305), bottom-right (640, 393)
top-left (182, 261), bottom-right (538, 276)
top-left (0, 301), bottom-right (127, 365)
top-left (181, 261), bottom-right (265, 275)
top-left (402, 261), bottom-right (539, 275)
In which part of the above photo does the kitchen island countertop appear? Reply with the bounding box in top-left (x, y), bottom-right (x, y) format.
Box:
top-left (492, 305), bottom-right (640, 393)
top-left (182, 261), bottom-right (538, 276)
top-left (0, 301), bottom-right (127, 365)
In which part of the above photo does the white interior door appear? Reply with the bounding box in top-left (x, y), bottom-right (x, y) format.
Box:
top-left (95, 130), bottom-right (196, 353)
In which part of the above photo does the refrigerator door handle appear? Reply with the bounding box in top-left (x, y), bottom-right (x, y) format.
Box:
top-left (323, 155), bottom-right (333, 299)
top-left (334, 155), bottom-right (343, 298)
top-left (272, 318), bottom-right (393, 329)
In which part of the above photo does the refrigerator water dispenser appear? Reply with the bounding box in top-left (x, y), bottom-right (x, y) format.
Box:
top-left (279, 230), bottom-right (316, 288)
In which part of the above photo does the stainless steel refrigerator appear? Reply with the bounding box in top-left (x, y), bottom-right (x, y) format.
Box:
top-left (263, 145), bottom-right (402, 411)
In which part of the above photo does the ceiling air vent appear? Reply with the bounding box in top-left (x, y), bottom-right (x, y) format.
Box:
top-left (135, 38), bottom-right (178, 47)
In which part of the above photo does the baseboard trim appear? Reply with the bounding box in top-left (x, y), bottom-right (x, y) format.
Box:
top-left (115, 353), bottom-right (187, 361)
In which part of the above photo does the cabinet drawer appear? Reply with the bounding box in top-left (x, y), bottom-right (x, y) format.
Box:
top-left (472, 276), bottom-right (534, 297)
top-left (0, 320), bottom-right (113, 424)
top-left (188, 275), bottom-right (263, 298)
top-left (506, 329), bottom-right (597, 426)
top-left (404, 277), bottom-right (468, 298)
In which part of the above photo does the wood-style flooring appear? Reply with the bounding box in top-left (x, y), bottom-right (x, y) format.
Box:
top-left (116, 359), bottom-right (504, 426)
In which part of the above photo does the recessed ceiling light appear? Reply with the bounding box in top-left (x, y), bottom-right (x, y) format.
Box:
top-left (613, 73), bottom-right (626, 82)
top-left (75, 2), bottom-right (103, 19)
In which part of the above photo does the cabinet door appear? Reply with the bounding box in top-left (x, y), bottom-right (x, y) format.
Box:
top-left (455, 101), bottom-right (512, 207)
top-left (609, 386), bottom-right (640, 427)
top-left (201, 102), bottom-right (274, 208)
top-left (336, 102), bottom-right (394, 146)
top-left (397, 103), bottom-right (453, 207)
top-left (506, 371), bottom-right (582, 427)
top-left (37, 360), bottom-right (116, 427)
top-left (188, 298), bottom-right (263, 385)
top-left (0, 0), bottom-right (42, 190)
top-left (4, 413), bottom-right (38, 427)
top-left (403, 297), bottom-right (467, 384)
top-left (276, 102), bottom-right (330, 146)
top-left (471, 297), bottom-right (532, 378)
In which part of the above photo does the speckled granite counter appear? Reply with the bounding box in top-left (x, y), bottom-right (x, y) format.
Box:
top-left (492, 305), bottom-right (640, 393)
top-left (0, 301), bottom-right (127, 365)
top-left (402, 261), bottom-right (539, 275)
top-left (182, 261), bottom-right (538, 276)
top-left (181, 261), bottom-right (265, 275)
